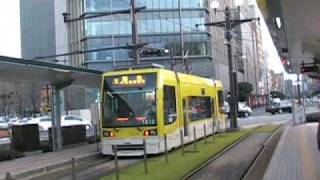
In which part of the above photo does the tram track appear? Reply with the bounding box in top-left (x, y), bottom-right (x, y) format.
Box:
top-left (241, 126), bottom-right (284, 180)
top-left (182, 127), bottom-right (258, 180)
top-left (182, 126), bottom-right (282, 180)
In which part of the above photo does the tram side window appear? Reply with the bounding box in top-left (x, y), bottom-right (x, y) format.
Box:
top-left (189, 96), bottom-right (212, 121)
top-left (164, 86), bottom-right (177, 125)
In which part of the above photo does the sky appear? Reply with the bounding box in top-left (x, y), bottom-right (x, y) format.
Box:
top-left (256, 2), bottom-right (297, 81)
top-left (0, 0), bottom-right (21, 58)
top-left (0, 0), bottom-right (290, 79)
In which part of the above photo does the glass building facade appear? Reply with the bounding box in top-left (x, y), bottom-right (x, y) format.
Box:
top-left (82, 0), bottom-right (213, 76)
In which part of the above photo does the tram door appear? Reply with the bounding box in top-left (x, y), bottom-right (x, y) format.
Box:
top-left (182, 98), bottom-right (189, 136)
top-left (212, 98), bottom-right (216, 134)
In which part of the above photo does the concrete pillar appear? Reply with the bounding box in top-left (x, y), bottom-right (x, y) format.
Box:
top-left (51, 86), bottom-right (63, 151)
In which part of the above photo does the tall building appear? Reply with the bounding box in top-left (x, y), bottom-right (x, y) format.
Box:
top-left (19, 0), bottom-right (97, 111)
top-left (270, 71), bottom-right (285, 93)
top-left (238, 0), bottom-right (266, 95)
top-left (20, 0), bottom-right (56, 60)
top-left (210, 0), bottom-right (242, 92)
top-left (284, 79), bottom-right (293, 98)
top-left (20, 0), bottom-right (247, 92)
top-left (60, 0), bottom-right (213, 77)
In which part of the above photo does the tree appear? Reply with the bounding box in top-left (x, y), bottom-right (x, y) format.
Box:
top-left (238, 82), bottom-right (253, 102)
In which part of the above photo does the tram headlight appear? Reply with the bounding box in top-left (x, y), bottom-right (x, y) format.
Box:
top-left (103, 131), bottom-right (115, 137)
top-left (144, 129), bottom-right (157, 136)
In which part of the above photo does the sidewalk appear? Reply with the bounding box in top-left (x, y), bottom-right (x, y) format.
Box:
top-left (0, 143), bottom-right (100, 179)
top-left (263, 123), bottom-right (320, 180)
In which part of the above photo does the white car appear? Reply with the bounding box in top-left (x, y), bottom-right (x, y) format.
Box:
top-left (60, 115), bottom-right (92, 130)
top-left (28, 116), bottom-right (52, 131)
top-left (238, 102), bottom-right (252, 117)
top-left (0, 117), bottom-right (9, 130)
top-left (29, 115), bottom-right (92, 131)
top-left (9, 117), bottom-right (32, 126)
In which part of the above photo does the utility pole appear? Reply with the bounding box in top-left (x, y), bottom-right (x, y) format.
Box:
top-left (251, 23), bottom-right (259, 95)
top-left (131, 0), bottom-right (140, 65)
top-left (170, 48), bottom-right (175, 70)
top-left (225, 7), bottom-right (238, 129)
top-left (196, 7), bottom-right (259, 129)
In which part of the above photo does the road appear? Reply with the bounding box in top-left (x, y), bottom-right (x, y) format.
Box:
top-left (238, 105), bottom-right (319, 129)
top-left (238, 113), bottom-right (291, 129)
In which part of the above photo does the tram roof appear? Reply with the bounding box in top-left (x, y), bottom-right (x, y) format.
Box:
top-left (102, 67), bottom-right (223, 88)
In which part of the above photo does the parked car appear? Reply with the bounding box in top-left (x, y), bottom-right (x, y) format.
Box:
top-left (8, 117), bottom-right (18, 126)
top-left (13, 117), bottom-right (32, 125)
top-left (238, 102), bottom-right (252, 117)
top-left (266, 100), bottom-right (292, 114)
top-left (28, 116), bottom-right (52, 131)
top-left (0, 117), bottom-right (9, 130)
top-left (61, 115), bottom-right (92, 130)
top-left (222, 101), bottom-right (252, 117)
top-left (28, 115), bottom-right (92, 131)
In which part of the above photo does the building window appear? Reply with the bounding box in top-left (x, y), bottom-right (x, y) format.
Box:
top-left (163, 86), bottom-right (177, 125)
top-left (188, 96), bottom-right (212, 121)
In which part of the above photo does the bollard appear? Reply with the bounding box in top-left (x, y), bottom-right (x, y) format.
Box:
top-left (212, 120), bottom-right (215, 141)
top-left (143, 139), bottom-right (148, 174)
top-left (5, 172), bottom-right (11, 180)
top-left (193, 126), bottom-right (197, 150)
top-left (8, 129), bottom-right (15, 160)
top-left (204, 124), bottom-right (207, 144)
top-left (95, 124), bottom-right (99, 151)
top-left (164, 134), bottom-right (168, 164)
top-left (71, 157), bottom-right (76, 180)
top-left (113, 145), bottom-right (120, 180)
top-left (180, 129), bottom-right (184, 155)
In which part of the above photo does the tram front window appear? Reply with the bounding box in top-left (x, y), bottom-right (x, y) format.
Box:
top-left (103, 90), bottom-right (157, 128)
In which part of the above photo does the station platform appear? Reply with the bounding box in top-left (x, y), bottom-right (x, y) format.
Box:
top-left (263, 123), bottom-right (320, 180)
top-left (0, 143), bottom-right (101, 179)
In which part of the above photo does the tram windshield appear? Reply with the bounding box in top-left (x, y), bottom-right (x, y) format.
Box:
top-left (102, 74), bottom-right (157, 128)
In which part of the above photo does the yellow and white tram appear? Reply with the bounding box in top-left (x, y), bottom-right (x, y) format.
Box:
top-left (100, 66), bottom-right (225, 156)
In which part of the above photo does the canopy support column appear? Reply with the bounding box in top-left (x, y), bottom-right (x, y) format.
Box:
top-left (51, 81), bottom-right (73, 151)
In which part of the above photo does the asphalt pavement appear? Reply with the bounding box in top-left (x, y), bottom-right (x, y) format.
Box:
top-left (238, 105), bottom-right (319, 129)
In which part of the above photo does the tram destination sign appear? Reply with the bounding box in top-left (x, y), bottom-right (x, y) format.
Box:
top-left (105, 73), bottom-right (157, 89)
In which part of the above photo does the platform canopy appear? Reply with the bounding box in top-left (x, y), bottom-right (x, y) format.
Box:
top-left (0, 56), bottom-right (103, 88)
top-left (257, 0), bottom-right (320, 74)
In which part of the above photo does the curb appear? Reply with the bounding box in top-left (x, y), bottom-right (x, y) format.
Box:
top-left (7, 152), bottom-right (108, 180)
